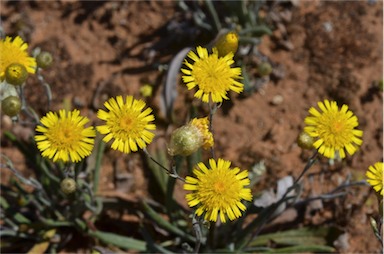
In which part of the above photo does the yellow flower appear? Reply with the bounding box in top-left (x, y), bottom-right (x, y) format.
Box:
top-left (304, 100), bottom-right (363, 159)
top-left (184, 158), bottom-right (252, 223)
top-left (140, 84), bottom-right (153, 97)
top-left (214, 31), bottom-right (239, 57)
top-left (0, 36), bottom-right (36, 79)
top-left (366, 162), bottom-right (383, 195)
top-left (181, 46), bottom-right (243, 103)
top-left (189, 117), bottom-right (213, 149)
top-left (96, 95), bottom-right (156, 153)
top-left (35, 109), bottom-right (96, 162)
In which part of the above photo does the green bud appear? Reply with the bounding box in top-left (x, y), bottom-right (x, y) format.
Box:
top-left (215, 31), bottom-right (239, 58)
top-left (5, 63), bottom-right (28, 86)
top-left (1, 96), bottom-right (21, 117)
top-left (168, 125), bottom-right (203, 156)
top-left (60, 178), bottom-right (77, 194)
top-left (36, 51), bottom-right (53, 69)
top-left (257, 62), bottom-right (273, 77)
top-left (297, 131), bottom-right (314, 150)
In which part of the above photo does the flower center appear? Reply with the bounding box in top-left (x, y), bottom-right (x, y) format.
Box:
top-left (213, 181), bottom-right (226, 194)
top-left (119, 116), bottom-right (133, 130)
top-left (331, 120), bottom-right (345, 134)
top-left (192, 56), bottom-right (231, 93)
top-left (47, 121), bottom-right (82, 148)
top-left (110, 111), bottom-right (146, 140)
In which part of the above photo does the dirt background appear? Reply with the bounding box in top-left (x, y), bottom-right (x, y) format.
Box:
top-left (1, 0), bottom-right (383, 253)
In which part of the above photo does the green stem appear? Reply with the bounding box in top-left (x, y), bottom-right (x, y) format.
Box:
top-left (208, 101), bottom-right (218, 159)
top-left (93, 137), bottom-right (105, 193)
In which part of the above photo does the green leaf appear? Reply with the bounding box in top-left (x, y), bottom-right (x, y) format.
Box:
top-left (248, 227), bottom-right (332, 247)
top-left (264, 245), bottom-right (335, 253)
top-left (140, 200), bottom-right (195, 243)
top-left (239, 25), bottom-right (273, 37)
top-left (89, 230), bottom-right (146, 251)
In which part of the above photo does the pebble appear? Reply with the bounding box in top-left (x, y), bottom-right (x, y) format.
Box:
top-left (271, 95), bottom-right (284, 105)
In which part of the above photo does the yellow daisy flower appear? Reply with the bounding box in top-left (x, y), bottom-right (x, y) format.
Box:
top-left (0, 36), bottom-right (37, 79)
top-left (184, 158), bottom-right (252, 223)
top-left (96, 95), bottom-right (156, 153)
top-left (181, 46), bottom-right (243, 103)
top-left (366, 162), bottom-right (383, 195)
top-left (35, 109), bottom-right (96, 163)
top-left (304, 100), bottom-right (363, 159)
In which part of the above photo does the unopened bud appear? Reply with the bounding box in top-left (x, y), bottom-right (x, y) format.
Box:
top-left (140, 84), bottom-right (153, 97)
top-left (36, 51), bottom-right (53, 69)
top-left (257, 62), bottom-right (273, 77)
top-left (297, 131), bottom-right (314, 150)
top-left (215, 31), bottom-right (239, 57)
top-left (5, 63), bottom-right (28, 86)
top-left (1, 96), bottom-right (21, 117)
top-left (168, 125), bottom-right (203, 156)
top-left (60, 178), bottom-right (77, 194)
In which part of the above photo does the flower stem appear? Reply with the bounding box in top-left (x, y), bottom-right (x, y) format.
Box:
top-left (143, 148), bottom-right (185, 182)
top-left (208, 100), bottom-right (219, 159)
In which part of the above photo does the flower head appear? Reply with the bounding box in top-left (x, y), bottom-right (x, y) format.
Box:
top-left (96, 95), bottom-right (156, 153)
top-left (181, 46), bottom-right (243, 103)
top-left (35, 109), bottom-right (96, 162)
top-left (366, 162), bottom-right (383, 196)
top-left (304, 100), bottom-right (363, 159)
top-left (0, 36), bottom-right (36, 79)
top-left (184, 158), bottom-right (252, 223)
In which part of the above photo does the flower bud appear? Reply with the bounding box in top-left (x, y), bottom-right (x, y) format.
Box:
top-left (168, 125), bottom-right (203, 156)
top-left (60, 178), bottom-right (77, 194)
top-left (140, 84), bottom-right (153, 97)
top-left (257, 62), bottom-right (273, 77)
top-left (297, 131), bottom-right (314, 150)
top-left (5, 63), bottom-right (28, 86)
top-left (1, 96), bottom-right (21, 117)
top-left (215, 31), bottom-right (239, 57)
top-left (36, 51), bottom-right (53, 69)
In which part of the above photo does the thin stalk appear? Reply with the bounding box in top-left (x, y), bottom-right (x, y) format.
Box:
top-left (192, 215), bottom-right (202, 253)
top-left (143, 148), bottom-right (185, 182)
top-left (208, 100), bottom-right (218, 159)
top-left (93, 138), bottom-right (105, 193)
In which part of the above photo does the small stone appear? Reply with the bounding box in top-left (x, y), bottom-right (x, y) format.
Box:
top-left (271, 95), bottom-right (284, 105)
